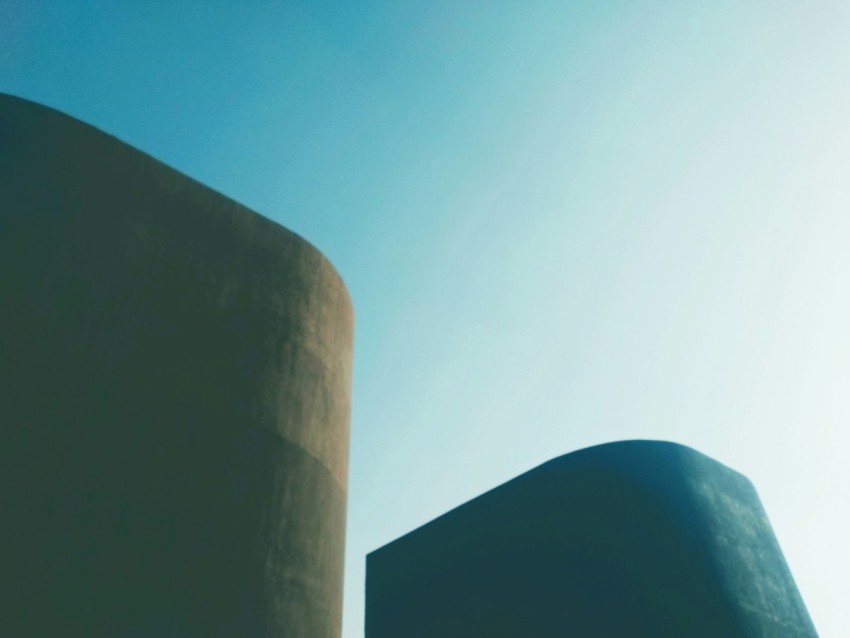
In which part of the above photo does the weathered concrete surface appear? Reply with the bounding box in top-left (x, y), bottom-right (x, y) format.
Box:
top-left (367, 441), bottom-right (817, 637)
top-left (0, 93), bottom-right (352, 637)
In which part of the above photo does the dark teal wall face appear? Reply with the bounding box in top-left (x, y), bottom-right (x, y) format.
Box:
top-left (0, 94), bottom-right (352, 638)
top-left (366, 441), bottom-right (817, 638)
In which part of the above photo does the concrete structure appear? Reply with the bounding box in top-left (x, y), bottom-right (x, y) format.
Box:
top-left (367, 441), bottom-right (818, 637)
top-left (0, 93), bottom-right (352, 637)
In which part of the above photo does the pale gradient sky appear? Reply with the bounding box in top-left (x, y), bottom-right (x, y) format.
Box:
top-left (3, 2), bottom-right (849, 635)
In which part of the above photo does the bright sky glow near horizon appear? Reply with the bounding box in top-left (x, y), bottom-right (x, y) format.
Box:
top-left (3, 2), bottom-right (849, 635)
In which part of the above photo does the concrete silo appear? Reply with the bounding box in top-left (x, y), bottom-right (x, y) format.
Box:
top-left (0, 93), bottom-right (352, 637)
top-left (367, 440), bottom-right (818, 637)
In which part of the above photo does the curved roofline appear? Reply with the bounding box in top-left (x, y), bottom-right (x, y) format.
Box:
top-left (369, 438), bottom-right (748, 555)
top-left (0, 91), bottom-right (352, 309)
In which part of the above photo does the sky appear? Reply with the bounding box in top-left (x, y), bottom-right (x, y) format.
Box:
top-left (3, 1), bottom-right (849, 635)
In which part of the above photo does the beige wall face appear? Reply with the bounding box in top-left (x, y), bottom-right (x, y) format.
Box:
top-left (0, 93), bottom-right (352, 638)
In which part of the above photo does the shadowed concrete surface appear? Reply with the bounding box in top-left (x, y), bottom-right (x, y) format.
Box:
top-left (0, 93), bottom-right (352, 637)
top-left (367, 440), bottom-right (818, 638)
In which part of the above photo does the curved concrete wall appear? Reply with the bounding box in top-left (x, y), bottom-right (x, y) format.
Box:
top-left (0, 93), bottom-right (352, 637)
top-left (367, 440), bottom-right (817, 637)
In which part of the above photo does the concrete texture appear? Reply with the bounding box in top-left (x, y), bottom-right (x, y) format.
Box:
top-left (367, 440), bottom-right (818, 637)
top-left (0, 93), bottom-right (352, 637)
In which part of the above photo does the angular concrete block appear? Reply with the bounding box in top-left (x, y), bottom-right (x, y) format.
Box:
top-left (367, 441), bottom-right (817, 637)
top-left (0, 93), bottom-right (352, 637)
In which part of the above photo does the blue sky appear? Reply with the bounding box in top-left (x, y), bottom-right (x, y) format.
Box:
top-left (3, 2), bottom-right (849, 635)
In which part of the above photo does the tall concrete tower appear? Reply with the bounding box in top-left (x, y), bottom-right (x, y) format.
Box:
top-left (367, 440), bottom-right (818, 637)
top-left (0, 93), bottom-right (352, 637)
